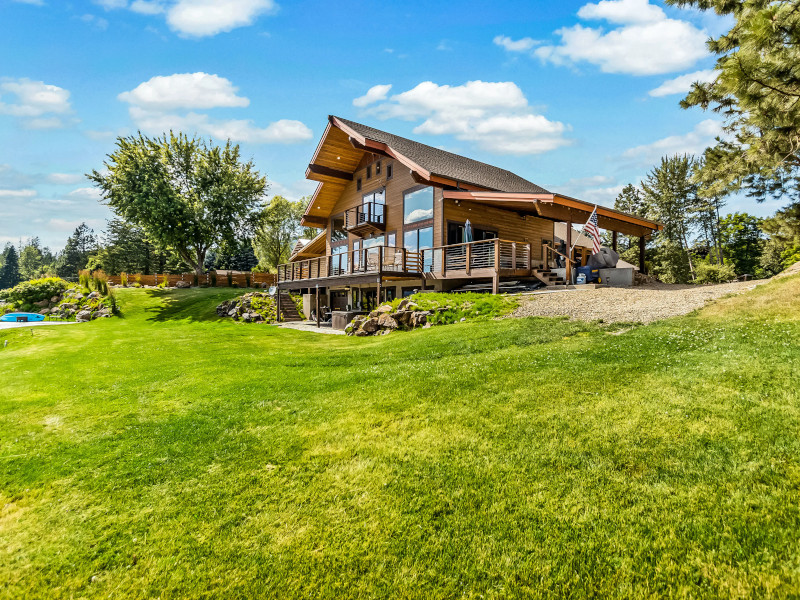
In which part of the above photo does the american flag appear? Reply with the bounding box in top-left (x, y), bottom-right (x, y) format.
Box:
top-left (584, 206), bottom-right (601, 254)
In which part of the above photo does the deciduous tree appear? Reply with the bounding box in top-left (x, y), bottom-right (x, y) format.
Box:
top-left (89, 132), bottom-right (267, 276)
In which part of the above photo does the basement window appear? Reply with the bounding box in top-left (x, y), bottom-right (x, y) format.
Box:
top-left (366, 165), bottom-right (372, 179)
top-left (357, 178), bottom-right (362, 191)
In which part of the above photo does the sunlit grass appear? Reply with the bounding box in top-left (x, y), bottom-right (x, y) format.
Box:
top-left (1, 279), bottom-right (799, 598)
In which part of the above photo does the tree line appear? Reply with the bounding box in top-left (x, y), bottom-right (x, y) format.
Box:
top-left (610, 154), bottom-right (796, 284)
top-left (1, 133), bottom-right (319, 288)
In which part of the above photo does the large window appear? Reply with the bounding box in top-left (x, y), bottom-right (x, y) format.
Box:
top-left (404, 186), bottom-right (433, 224)
top-left (404, 226), bottom-right (433, 252)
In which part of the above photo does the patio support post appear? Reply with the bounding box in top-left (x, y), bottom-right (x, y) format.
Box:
top-left (276, 285), bottom-right (282, 323)
top-left (612, 231), bottom-right (618, 253)
top-left (639, 236), bottom-right (646, 274)
top-left (566, 221), bottom-right (573, 285)
top-left (315, 284), bottom-right (320, 328)
top-left (465, 243), bottom-right (471, 275)
top-left (376, 276), bottom-right (382, 304)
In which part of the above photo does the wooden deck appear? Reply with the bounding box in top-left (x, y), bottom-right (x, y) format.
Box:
top-left (277, 239), bottom-right (576, 292)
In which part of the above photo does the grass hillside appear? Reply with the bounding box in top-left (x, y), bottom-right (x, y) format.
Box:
top-left (2, 280), bottom-right (799, 599)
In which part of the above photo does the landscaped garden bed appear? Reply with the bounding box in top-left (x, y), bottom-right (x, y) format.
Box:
top-left (0, 274), bottom-right (118, 322)
top-left (346, 292), bottom-right (519, 336)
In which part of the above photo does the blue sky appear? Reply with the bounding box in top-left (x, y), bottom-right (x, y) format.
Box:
top-left (0, 0), bottom-right (782, 250)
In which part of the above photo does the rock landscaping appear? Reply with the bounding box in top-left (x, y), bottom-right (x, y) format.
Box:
top-left (0, 277), bottom-right (117, 321)
top-left (49, 289), bottom-right (116, 321)
top-left (346, 298), bottom-right (432, 336)
top-left (216, 292), bottom-right (277, 323)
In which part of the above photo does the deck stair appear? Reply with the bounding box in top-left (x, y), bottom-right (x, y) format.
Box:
top-left (532, 269), bottom-right (566, 286)
top-left (277, 292), bottom-right (303, 322)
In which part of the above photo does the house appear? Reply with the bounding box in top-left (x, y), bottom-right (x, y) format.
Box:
top-left (277, 115), bottom-right (661, 315)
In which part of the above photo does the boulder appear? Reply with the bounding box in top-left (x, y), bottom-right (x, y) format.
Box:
top-left (376, 304), bottom-right (393, 314)
top-left (60, 303), bottom-right (76, 310)
top-left (175, 281), bottom-right (191, 289)
top-left (88, 291), bottom-right (101, 299)
top-left (361, 317), bottom-right (380, 333)
top-left (75, 310), bottom-right (92, 322)
top-left (34, 299), bottom-right (50, 308)
top-left (50, 295), bottom-right (60, 303)
top-left (377, 313), bottom-right (398, 329)
top-left (97, 308), bottom-right (112, 318)
top-left (397, 299), bottom-right (410, 311)
top-left (354, 329), bottom-right (369, 337)
top-left (227, 309), bottom-right (238, 318)
top-left (392, 310), bottom-right (413, 327)
top-left (39, 308), bottom-right (50, 315)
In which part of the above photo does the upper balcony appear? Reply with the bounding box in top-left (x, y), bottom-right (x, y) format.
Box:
top-left (344, 201), bottom-right (385, 236)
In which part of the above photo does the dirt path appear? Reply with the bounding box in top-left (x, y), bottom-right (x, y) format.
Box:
top-left (512, 280), bottom-right (762, 324)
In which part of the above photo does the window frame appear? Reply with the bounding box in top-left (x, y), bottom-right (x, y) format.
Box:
top-left (386, 163), bottom-right (393, 180)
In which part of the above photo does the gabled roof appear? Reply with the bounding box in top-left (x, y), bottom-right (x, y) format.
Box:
top-left (333, 117), bottom-right (550, 194)
top-left (289, 229), bottom-right (326, 262)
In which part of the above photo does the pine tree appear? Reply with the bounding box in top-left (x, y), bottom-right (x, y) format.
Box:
top-left (666, 0), bottom-right (800, 204)
top-left (0, 245), bottom-right (22, 289)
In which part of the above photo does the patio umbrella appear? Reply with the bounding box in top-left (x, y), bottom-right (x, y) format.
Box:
top-left (464, 219), bottom-right (473, 243)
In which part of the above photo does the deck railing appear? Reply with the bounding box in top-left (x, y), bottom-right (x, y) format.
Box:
top-left (344, 201), bottom-right (385, 230)
top-left (277, 239), bottom-right (532, 283)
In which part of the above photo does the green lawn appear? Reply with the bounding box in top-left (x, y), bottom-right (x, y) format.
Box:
top-left (1, 279), bottom-right (799, 599)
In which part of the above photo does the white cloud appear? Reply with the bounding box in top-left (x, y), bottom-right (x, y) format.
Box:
top-left (92, 0), bottom-right (277, 37)
top-left (531, 0), bottom-right (708, 75)
top-left (47, 173), bottom-right (84, 185)
top-left (649, 69), bottom-right (718, 97)
top-left (622, 118), bottom-right (723, 165)
top-left (493, 35), bottom-right (539, 52)
top-left (577, 0), bottom-right (664, 24)
top-left (119, 72), bottom-right (312, 144)
top-left (363, 80), bottom-right (570, 155)
top-left (167, 0), bottom-right (277, 37)
top-left (0, 78), bottom-right (72, 129)
top-left (80, 13), bottom-right (110, 29)
top-left (0, 189), bottom-right (37, 198)
top-left (94, 0), bottom-right (128, 8)
top-left (130, 0), bottom-right (165, 14)
top-left (353, 84), bottom-right (392, 108)
top-left (557, 175), bottom-right (623, 205)
top-left (118, 72), bottom-right (249, 110)
top-left (68, 187), bottom-right (103, 201)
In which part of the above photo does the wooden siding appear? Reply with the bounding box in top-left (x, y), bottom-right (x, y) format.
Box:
top-left (442, 198), bottom-right (554, 260)
top-left (327, 157), bottom-right (420, 254)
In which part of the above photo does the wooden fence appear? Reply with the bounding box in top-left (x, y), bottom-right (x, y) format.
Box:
top-left (106, 271), bottom-right (276, 288)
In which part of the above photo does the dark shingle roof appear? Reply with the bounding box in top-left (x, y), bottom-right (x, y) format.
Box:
top-left (334, 116), bottom-right (550, 194)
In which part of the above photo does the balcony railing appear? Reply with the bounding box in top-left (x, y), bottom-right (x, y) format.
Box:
top-left (277, 239), bottom-right (532, 283)
top-left (344, 201), bottom-right (385, 234)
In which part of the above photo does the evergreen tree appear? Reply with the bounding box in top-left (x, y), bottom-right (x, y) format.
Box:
top-left (718, 212), bottom-right (763, 275)
top-left (19, 237), bottom-right (46, 280)
top-left (56, 223), bottom-right (97, 278)
top-left (0, 244), bottom-right (21, 289)
top-left (666, 0), bottom-right (800, 205)
top-left (641, 155), bottom-right (701, 282)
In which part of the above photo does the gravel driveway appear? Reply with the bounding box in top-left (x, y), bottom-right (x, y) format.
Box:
top-left (512, 280), bottom-right (762, 324)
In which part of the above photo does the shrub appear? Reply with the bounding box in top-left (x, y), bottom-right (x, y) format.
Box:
top-left (0, 277), bottom-right (71, 305)
top-left (120, 272), bottom-right (128, 287)
top-left (695, 262), bottom-right (737, 284)
top-left (157, 279), bottom-right (168, 289)
top-left (132, 282), bottom-right (142, 288)
top-left (135, 275), bottom-right (142, 286)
